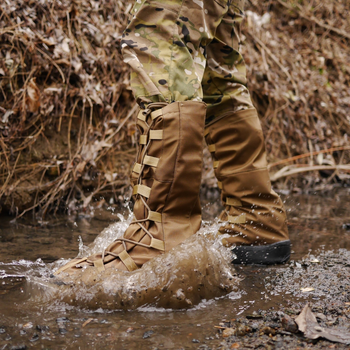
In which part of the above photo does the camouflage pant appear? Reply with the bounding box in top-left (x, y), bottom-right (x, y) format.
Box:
top-left (121, 0), bottom-right (254, 124)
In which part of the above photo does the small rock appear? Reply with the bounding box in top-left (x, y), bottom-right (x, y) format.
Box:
top-left (261, 326), bottom-right (276, 336)
top-left (0, 327), bottom-right (5, 334)
top-left (36, 325), bottom-right (49, 333)
top-left (59, 328), bottom-right (67, 335)
top-left (236, 324), bottom-right (251, 336)
top-left (222, 328), bottom-right (236, 338)
top-left (23, 322), bottom-right (33, 329)
top-left (143, 330), bottom-right (154, 339)
top-left (282, 315), bottom-right (298, 333)
top-left (126, 327), bottom-right (134, 333)
top-left (10, 345), bottom-right (27, 350)
top-left (342, 223), bottom-right (350, 230)
top-left (30, 334), bottom-right (39, 342)
top-left (315, 313), bottom-right (327, 321)
top-left (56, 317), bottom-right (69, 323)
top-left (192, 339), bottom-right (200, 343)
top-left (246, 314), bottom-right (263, 319)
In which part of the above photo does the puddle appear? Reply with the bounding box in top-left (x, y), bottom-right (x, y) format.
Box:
top-left (0, 188), bottom-right (350, 349)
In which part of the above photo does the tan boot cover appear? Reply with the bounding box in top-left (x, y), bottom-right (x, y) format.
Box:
top-left (56, 101), bottom-right (206, 274)
top-left (205, 108), bottom-right (288, 247)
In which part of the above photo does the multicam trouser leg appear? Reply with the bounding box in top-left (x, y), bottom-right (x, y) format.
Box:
top-left (122, 0), bottom-right (290, 265)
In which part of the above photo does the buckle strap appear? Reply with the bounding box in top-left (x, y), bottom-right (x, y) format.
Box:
top-left (133, 163), bottom-right (142, 174)
top-left (208, 144), bottom-right (216, 152)
top-left (228, 214), bottom-right (246, 224)
top-left (213, 161), bottom-right (219, 169)
top-left (151, 109), bottom-right (162, 120)
top-left (137, 110), bottom-right (147, 121)
top-left (119, 250), bottom-right (138, 271)
top-left (53, 257), bottom-right (87, 275)
top-left (204, 128), bottom-right (210, 136)
top-left (143, 155), bottom-right (159, 167)
top-left (217, 181), bottom-right (222, 189)
top-left (137, 108), bottom-right (162, 122)
top-left (147, 211), bottom-right (162, 222)
top-left (149, 130), bottom-right (163, 140)
top-left (93, 259), bottom-right (105, 272)
top-left (150, 238), bottom-right (165, 251)
top-left (133, 184), bottom-right (151, 198)
top-left (226, 197), bottom-right (242, 207)
top-left (139, 135), bottom-right (147, 145)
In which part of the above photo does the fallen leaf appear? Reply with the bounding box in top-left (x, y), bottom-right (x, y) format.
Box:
top-left (295, 304), bottom-right (350, 344)
top-left (300, 287), bottom-right (315, 292)
top-left (26, 78), bottom-right (40, 113)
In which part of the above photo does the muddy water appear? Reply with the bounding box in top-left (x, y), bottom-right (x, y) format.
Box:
top-left (1, 188), bottom-right (350, 349)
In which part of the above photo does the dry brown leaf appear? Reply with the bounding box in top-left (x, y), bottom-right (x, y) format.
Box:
top-left (26, 78), bottom-right (40, 113)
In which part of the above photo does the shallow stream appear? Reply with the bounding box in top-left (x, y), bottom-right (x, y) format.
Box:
top-left (0, 188), bottom-right (350, 349)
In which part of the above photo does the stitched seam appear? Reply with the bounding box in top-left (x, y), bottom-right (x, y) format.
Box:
top-left (162, 104), bottom-right (181, 249)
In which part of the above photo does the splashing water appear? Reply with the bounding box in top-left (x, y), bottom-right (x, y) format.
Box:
top-left (1, 214), bottom-right (240, 311)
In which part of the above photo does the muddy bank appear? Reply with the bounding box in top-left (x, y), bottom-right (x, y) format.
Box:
top-left (1, 0), bottom-right (350, 215)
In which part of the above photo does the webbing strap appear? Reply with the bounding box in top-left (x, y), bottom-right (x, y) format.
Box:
top-left (226, 197), bottom-right (242, 207)
top-left (217, 181), bottom-right (222, 189)
top-left (204, 128), bottom-right (210, 136)
top-left (150, 238), bottom-right (165, 251)
top-left (54, 257), bottom-right (87, 275)
top-left (133, 184), bottom-right (151, 198)
top-left (213, 161), bottom-right (219, 169)
top-left (151, 109), bottom-right (162, 120)
top-left (208, 144), bottom-right (216, 152)
top-left (137, 110), bottom-right (146, 121)
top-left (147, 211), bottom-right (162, 222)
top-left (119, 250), bottom-right (138, 271)
top-left (139, 135), bottom-right (147, 145)
top-left (149, 130), bottom-right (163, 140)
top-left (228, 214), bottom-right (246, 224)
top-left (93, 259), bottom-right (105, 272)
top-left (143, 155), bottom-right (159, 167)
top-left (133, 163), bottom-right (142, 174)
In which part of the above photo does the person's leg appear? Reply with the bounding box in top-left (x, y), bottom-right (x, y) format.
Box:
top-left (55, 0), bottom-right (229, 275)
top-left (202, 0), bottom-right (290, 264)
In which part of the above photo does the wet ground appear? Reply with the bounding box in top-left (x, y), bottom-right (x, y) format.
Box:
top-left (0, 188), bottom-right (350, 349)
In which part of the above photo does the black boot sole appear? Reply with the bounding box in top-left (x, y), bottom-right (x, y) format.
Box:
top-left (232, 240), bottom-right (291, 265)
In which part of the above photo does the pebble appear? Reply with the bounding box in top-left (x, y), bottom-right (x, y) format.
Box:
top-left (59, 328), bottom-right (68, 335)
top-left (281, 315), bottom-right (298, 333)
top-left (261, 326), bottom-right (276, 336)
top-left (222, 327), bottom-right (236, 338)
top-left (30, 334), bottom-right (39, 342)
top-left (22, 322), bottom-right (33, 329)
top-left (143, 330), bottom-right (154, 339)
top-left (36, 325), bottom-right (50, 333)
top-left (10, 345), bottom-right (27, 350)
